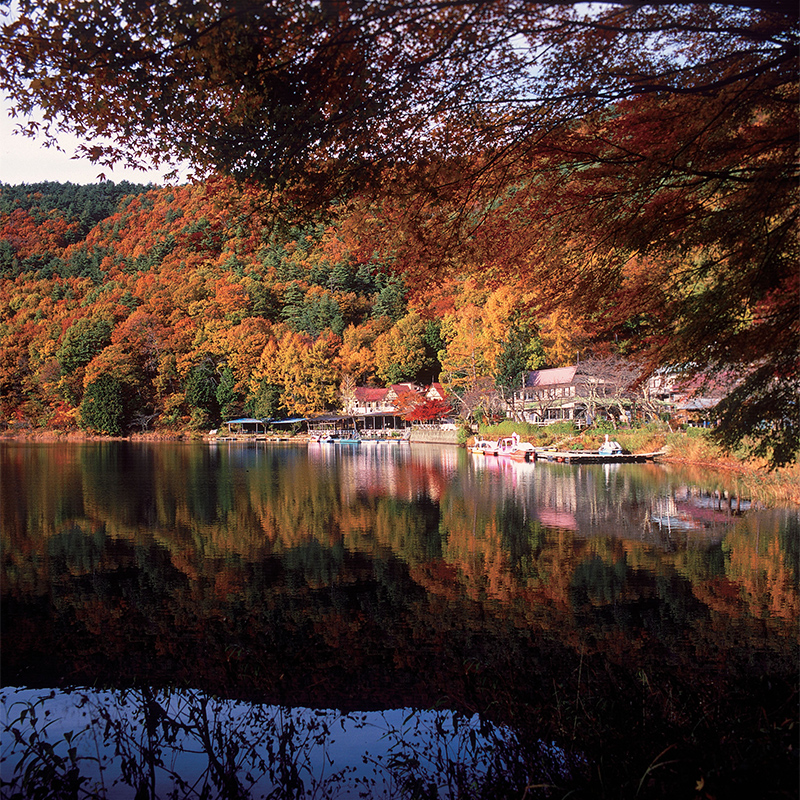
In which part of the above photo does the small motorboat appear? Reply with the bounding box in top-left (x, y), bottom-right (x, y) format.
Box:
top-left (496, 432), bottom-right (536, 462)
top-left (598, 434), bottom-right (624, 456)
top-left (470, 439), bottom-right (498, 455)
top-left (495, 434), bottom-right (519, 457)
top-left (508, 441), bottom-right (536, 462)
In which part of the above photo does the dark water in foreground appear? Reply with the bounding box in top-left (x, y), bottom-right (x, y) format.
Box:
top-left (1, 441), bottom-right (797, 798)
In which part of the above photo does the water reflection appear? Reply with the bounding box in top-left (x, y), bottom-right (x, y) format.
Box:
top-left (1, 686), bottom-right (577, 799)
top-left (1, 441), bottom-right (797, 798)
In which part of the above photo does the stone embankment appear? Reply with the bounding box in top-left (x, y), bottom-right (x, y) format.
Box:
top-left (408, 428), bottom-right (460, 445)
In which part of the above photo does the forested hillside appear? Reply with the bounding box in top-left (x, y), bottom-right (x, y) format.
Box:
top-left (2, 2), bottom-right (796, 464)
top-left (0, 179), bottom-right (566, 434)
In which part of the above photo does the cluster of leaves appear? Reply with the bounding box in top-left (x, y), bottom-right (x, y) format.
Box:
top-left (2, 2), bottom-right (794, 194)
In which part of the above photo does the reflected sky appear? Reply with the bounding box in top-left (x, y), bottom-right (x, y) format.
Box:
top-left (1, 686), bottom-right (574, 799)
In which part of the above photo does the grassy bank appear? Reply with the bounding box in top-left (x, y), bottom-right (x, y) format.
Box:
top-left (0, 427), bottom-right (205, 442)
top-left (478, 421), bottom-right (800, 506)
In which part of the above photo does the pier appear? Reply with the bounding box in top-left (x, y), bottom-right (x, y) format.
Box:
top-left (533, 449), bottom-right (666, 464)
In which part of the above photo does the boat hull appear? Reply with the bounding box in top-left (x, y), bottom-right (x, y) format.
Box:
top-left (534, 450), bottom-right (666, 464)
top-left (470, 440), bottom-right (498, 456)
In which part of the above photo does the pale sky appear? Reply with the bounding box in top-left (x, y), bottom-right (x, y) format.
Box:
top-left (1, 102), bottom-right (171, 186)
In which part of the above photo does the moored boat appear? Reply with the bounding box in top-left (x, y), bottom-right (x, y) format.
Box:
top-left (508, 442), bottom-right (536, 462)
top-left (598, 434), bottom-right (624, 456)
top-left (496, 432), bottom-right (536, 462)
top-left (470, 439), bottom-right (498, 455)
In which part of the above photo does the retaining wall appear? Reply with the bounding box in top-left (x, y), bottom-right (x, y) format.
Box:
top-left (408, 428), bottom-right (461, 446)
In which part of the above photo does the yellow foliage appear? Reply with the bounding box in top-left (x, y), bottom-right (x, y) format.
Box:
top-left (539, 308), bottom-right (589, 367)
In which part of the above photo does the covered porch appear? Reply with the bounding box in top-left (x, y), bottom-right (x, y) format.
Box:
top-left (219, 418), bottom-right (267, 436)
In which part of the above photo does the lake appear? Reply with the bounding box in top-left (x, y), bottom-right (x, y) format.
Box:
top-left (1, 440), bottom-right (797, 798)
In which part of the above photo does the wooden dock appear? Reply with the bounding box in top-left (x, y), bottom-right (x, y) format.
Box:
top-left (533, 449), bottom-right (666, 464)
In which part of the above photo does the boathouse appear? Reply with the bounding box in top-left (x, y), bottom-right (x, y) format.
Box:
top-left (221, 417), bottom-right (267, 435)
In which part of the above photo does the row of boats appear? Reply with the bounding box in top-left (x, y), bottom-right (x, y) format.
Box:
top-left (309, 430), bottom-right (411, 444)
top-left (470, 432), bottom-right (537, 461)
top-left (470, 433), bottom-right (637, 464)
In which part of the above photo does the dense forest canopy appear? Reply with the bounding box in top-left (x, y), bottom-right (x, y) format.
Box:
top-left (0, 181), bottom-right (153, 236)
top-left (2, 1), bottom-right (794, 189)
top-left (0, 1), bottom-right (797, 464)
top-left (0, 179), bottom-right (454, 432)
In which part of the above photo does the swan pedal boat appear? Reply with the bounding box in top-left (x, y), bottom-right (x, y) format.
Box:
top-left (496, 433), bottom-right (535, 462)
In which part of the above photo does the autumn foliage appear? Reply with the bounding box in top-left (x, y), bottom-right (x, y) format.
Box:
top-left (0, 161), bottom-right (796, 469)
top-left (0, 179), bottom-right (553, 433)
top-left (1, 1), bottom-right (796, 461)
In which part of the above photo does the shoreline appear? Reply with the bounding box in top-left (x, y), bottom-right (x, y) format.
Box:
top-left (0, 425), bottom-right (775, 469)
top-left (2, 426), bottom-right (797, 506)
top-left (0, 426), bottom-right (781, 468)
top-left (0, 428), bottom-right (199, 443)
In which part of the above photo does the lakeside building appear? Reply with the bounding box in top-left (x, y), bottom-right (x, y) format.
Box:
top-left (512, 366), bottom-right (583, 424)
top-left (217, 365), bottom-right (736, 436)
top-left (509, 364), bottom-right (737, 427)
top-left (311, 382), bottom-right (451, 435)
top-left (511, 366), bottom-right (624, 425)
top-left (657, 371), bottom-right (739, 427)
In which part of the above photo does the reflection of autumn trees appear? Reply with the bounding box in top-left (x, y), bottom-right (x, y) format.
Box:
top-left (721, 514), bottom-right (799, 625)
top-left (3, 444), bottom-right (796, 644)
top-left (2, 446), bottom-right (795, 611)
top-left (2, 444), bottom-right (797, 800)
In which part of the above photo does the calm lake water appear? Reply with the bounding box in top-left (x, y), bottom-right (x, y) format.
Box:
top-left (1, 441), bottom-right (797, 799)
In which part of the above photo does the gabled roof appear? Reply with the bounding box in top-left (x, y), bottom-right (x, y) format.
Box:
top-left (354, 387), bottom-right (390, 402)
top-left (673, 371), bottom-right (739, 399)
top-left (388, 382), bottom-right (419, 395)
top-left (676, 398), bottom-right (720, 411)
top-left (524, 366), bottom-right (578, 388)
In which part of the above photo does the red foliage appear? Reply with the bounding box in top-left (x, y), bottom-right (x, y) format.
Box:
top-left (405, 397), bottom-right (452, 423)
